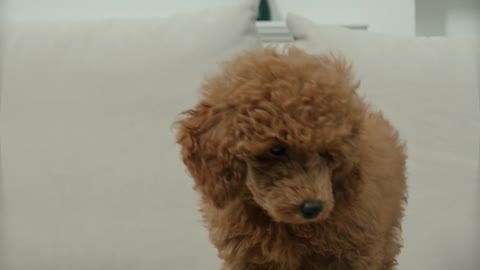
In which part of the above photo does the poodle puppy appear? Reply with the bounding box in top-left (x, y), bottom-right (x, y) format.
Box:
top-left (176, 47), bottom-right (407, 270)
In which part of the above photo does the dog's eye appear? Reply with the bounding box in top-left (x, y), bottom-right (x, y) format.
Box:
top-left (270, 146), bottom-right (288, 157)
top-left (319, 151), bottom-right (334, 162)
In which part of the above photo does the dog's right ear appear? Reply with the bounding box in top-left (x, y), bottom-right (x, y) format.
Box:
top-left (176, 104), bottom-right (246, 209)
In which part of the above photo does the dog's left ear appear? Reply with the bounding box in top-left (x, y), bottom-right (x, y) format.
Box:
top-left (331, 120), bottom-right (365, 209)
top-left (176, 104), bottom-right (246, 209)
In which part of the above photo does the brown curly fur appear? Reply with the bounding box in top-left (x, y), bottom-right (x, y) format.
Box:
top-left (176, 47), bottom-right (407, 270)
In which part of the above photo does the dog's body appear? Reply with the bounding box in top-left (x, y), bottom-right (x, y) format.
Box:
top-left (177, 47), bottom-right (407, 270)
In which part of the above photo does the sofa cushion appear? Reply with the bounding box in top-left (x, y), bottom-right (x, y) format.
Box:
top-left (0, 1), bottom-right (260, 269)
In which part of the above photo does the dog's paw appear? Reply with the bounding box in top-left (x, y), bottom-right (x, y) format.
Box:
top-left (326, 260), bottom-right (351, 270)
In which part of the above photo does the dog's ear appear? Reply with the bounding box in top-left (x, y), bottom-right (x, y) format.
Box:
top-left (332, 162), bottom-right (362, 208)
top-left (176, 104), bottom-right (246, 209)
top-left (331, 126), bottom-right (364, 209)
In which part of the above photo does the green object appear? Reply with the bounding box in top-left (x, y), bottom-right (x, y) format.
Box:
top-left (257, 0), bottom-right (271, 21)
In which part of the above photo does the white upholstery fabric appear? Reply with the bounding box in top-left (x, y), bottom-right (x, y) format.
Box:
top-left (0, 1), bottom-right (260, 269)
top-left (287, 13), bottom-right (480, 270)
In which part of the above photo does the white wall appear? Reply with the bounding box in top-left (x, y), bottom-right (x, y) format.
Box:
top-left (416, 0), bottom-right (480, 37)
top-left (274, 0), bottom-right (416, 36)
top-left (4, 0), bottom-right (480, 37)
top-left (3, 0), bottom-right (416, 36)
top-left (446, 3), bottom-right (480, 38)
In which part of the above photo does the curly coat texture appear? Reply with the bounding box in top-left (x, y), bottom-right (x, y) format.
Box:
top-left (176, 47), bottom-right (407, 270)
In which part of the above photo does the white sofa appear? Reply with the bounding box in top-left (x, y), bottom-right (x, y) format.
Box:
top-left (0, 1), bottom-right (478, 269)
top-left (0, 1), bottom-right (260, 269)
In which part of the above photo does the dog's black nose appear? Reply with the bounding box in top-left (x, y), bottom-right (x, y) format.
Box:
top-left (300, 200), bottom-right (323, 220)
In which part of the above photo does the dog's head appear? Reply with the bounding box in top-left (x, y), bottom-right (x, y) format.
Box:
top-left (176, 47), bottom-right (365, 224)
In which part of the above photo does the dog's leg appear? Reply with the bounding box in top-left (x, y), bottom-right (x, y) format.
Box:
top-left (222, 262), bottom-right (247, 270)
top-left (380, 230), bottom-right (402, 270)
top-left (223, 261), bottom-right (294, 270)
top-left (337, 244), bottom-right (385, 270)
top-left (222, 261), bottom-right (253, 270)
top-left (222, 261), bottom-right (269, 270)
